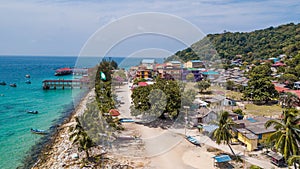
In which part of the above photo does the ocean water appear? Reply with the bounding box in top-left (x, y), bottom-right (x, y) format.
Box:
top-left (0, 56), bottom-right (164, 169)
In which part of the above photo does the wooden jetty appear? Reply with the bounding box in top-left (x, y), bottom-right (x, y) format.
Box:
top-left (42, 79), bottom-right (89, 90)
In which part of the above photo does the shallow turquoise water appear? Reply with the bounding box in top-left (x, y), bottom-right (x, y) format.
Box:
top-left (0, 56), bottom-right (84, 169)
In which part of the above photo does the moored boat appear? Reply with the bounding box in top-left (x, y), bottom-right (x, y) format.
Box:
top-left (27, 110), bottom-right (38, 114)
top-left (25, 80), bottom-right (31, 84)
top-left (25, 74), bottom-right (30, 78)
top-left (10, 83), bottom-right (17, 87)
top-left (30, 128), bottom-right (47, 135)
top-left (0, 81), bottom-right (6, 85)
top-left (186, 135), bottom-right (201, 146)
top-left (54, 68), bottom-right (73, 76)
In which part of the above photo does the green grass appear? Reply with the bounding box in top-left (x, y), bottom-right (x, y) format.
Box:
top-left (209, 85), bottom-right (243, 100)
top-left (244, 104), bottom-right (283, 116)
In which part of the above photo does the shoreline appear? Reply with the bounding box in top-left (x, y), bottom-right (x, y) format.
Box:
top-left (24, 89), bottom-right (92, 169)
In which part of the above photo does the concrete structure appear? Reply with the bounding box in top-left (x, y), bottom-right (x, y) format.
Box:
top-left (236, 128), bottom-right (258, 151)
top-left (234, 116), bottom-right (276, 151)
top-left (185, 60), bottom-right (204, 68)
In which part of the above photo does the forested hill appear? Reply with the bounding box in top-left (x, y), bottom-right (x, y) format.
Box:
top-left (166, 23), bottom-right (300, 62)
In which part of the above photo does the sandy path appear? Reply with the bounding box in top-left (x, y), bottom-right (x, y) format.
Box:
top-left (115, 83), bottom-right (215, 169)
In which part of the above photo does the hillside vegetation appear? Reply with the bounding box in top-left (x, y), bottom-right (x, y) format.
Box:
top-left (166, 23), bottom-right (300, 62)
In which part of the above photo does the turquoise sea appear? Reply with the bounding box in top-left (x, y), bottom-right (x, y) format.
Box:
top-left (0, 56), bottom-right (164, 169)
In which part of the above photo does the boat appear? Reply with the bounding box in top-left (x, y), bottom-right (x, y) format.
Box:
top-left (30, 128), bottom-right (47, 135)
top-left (119, 118), bottom-right (135, 123)
top-left (0, 81), bottom-right (6, 85)
top-left (25, 80), bottom-right (31, 84)
top-left (25, 74), bottom-right (30, 78)
top-left (54, 68), bottom-right (73, 76)
top-left (27, 110), bottom-right (38, 114)
top-left (186, 135), bottom-right (201, 146)
top-left (10, 83), bottom-right (17, 87)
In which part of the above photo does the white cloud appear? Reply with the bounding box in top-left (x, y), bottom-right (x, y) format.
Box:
top-left (0, 0), bottom-right (299, 55)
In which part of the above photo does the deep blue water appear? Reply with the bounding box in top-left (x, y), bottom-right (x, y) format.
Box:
top-left (0, 56), bottom-right (163, 169)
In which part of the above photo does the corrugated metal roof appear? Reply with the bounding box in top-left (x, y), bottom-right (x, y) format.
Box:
top-left (213, 155), bottom-right (232, 163)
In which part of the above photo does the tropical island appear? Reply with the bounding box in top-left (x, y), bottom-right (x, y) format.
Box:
top-left (31, 22), bottom-right (300, 169)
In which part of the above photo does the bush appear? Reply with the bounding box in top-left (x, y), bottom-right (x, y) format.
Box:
top-left (250, 165), bottom-right (262, 169)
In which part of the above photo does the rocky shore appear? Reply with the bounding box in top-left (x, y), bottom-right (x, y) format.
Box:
top-left (31, 89), bottom-right (149, 169)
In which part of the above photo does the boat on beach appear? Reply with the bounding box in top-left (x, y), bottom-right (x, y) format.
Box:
top-left (185, 135), bottom-right (201, 146)
top-left (27, 110), bottom-right (38, 114)
top-left (30, 128), bottom-right (47, 135)
top-left (0, 81), bottom-right (6, 85)
top-left (10, 83), bottom-right (17, 87)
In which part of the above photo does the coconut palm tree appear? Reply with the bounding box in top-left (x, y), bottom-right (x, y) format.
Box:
top-left (69, 117), bottom-right (94, 159)
top-left (213, 111), bottom-right (237, 157)
top-left (288, 155), bottom-right (300, 169)
top-left (265, 108), bottom-right (300, 169)
top-left (279, 92), bottom-right (300, 108)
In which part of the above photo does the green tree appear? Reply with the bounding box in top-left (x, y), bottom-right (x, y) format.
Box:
top-left (69, 117), bottom-right (94, 159)
top-left (279, 74), bottom-right (298, 88)
top-left (130, 78), bottom-right (181, 119)
top-left (181, 89), bottom-right (197, 108)
top-left (226, 80), bottom-right (235, 90)
top-left (213, 111), bottom-right (237, 157)
top-left (287, 155), bottom-right (300, 169)
top-left (195, 80), bottom-right (211, 93)
top-left (279, 92), bottom-right (300, 108)
top-left (243, 64), bottom-right (278, 103)
top-left (186, 73), bottom-right (195, 82)
top-left (265, 109), bottom-right (300, 169)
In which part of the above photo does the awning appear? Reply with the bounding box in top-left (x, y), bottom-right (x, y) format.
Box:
top-left (138, 82), bottom-right (148, 86)
top-left (213, 155), bottom-right (231, 163)
top-left (109, 109), bottom-right (120, 116)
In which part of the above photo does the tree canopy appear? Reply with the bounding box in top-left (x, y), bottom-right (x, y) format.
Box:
top-left (165, 23), bottom-right (300, 63)
top-left (243, 64), bottom-right (278, 103)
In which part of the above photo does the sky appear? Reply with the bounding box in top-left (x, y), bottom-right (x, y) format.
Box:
top-left (0, 0), bottom-right (299, 56)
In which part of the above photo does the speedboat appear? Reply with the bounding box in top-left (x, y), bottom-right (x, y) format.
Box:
top-left (0, 81), bottom-right (6, 85)
top-left (30, 128), bottom-right (47, 135)
top-left (10, 83), bottom-right (17, 87)
top-left (27, 110), bottom-right (38, 114)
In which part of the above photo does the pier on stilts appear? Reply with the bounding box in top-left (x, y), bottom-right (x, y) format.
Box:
top-left (42, 79), bottom-right (90, 90)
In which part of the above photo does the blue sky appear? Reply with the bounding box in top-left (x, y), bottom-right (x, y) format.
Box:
top-left (0, 0), bottom-right (299, 56)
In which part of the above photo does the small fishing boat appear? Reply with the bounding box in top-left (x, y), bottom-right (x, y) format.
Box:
top-left (27, 110), bottom-right (38, 114)
top-left (186, 135), bottom-right (201, 146)
top-left (30, 128), bottom-right (47, 135)
top-left (0, 81), bottom-right (6, 85)
top-left (25, 74), bottom-right (30, 78)
top-left (10, 83), bottom-right (17, 87)
top-left (119, 118), bottom-right (134, 123)
top-left (25, 80), bottom-right (31, 84)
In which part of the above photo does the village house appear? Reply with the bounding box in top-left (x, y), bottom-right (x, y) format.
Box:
top-left (234, 116), bottom-right (276, 151)
top-left (184, 60), bottom-right (205, 68)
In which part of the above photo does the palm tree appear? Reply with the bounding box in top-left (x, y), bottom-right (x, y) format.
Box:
top-left (213, 111), bottom-right (237, 157)
top-left (279, 92), bottom-right (300, 108)
top-left (69, 117), bottom-right (94, 159)
top-left (265, 109), bottom-right (300, 169)
top-left (288, 155), bottom-right (300, 169)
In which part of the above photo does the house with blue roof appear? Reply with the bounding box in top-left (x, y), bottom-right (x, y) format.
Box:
top-left (184, 60), bottom-right (205, 69)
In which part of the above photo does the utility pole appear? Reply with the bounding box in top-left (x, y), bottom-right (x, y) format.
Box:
top-left (183, 106), bottom-right (190, 136)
